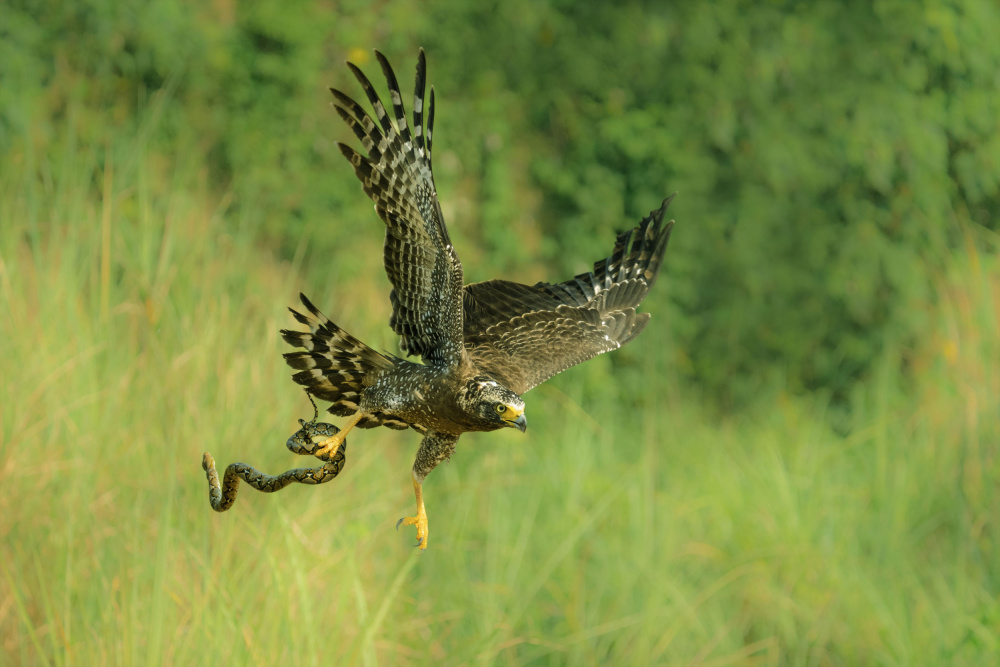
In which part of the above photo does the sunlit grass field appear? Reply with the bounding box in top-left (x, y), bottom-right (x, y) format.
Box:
top-left (2, 132), bottom-right (998, 666)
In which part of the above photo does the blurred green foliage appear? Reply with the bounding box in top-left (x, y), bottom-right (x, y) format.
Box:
top-left (4, 3), bottom-right (1000, 663)
top-left (3, 0), bottom-right (998, 410)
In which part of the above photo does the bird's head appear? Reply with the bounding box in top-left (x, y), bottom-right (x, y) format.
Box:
top-left (460, 376), bottom-right (526, 432)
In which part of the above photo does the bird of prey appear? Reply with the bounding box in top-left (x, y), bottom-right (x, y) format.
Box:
top-left (205, 48), bottom-right (676, 550)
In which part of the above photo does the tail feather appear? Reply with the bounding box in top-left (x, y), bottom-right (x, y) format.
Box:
top-left (281, 294), bottom-right (409, 429)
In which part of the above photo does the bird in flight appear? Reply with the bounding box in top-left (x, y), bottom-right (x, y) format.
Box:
top-left (204, 49), bottom-right (675, 550)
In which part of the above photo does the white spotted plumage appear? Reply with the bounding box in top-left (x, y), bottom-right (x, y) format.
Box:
top-left (281, 50), bottom-right (675, 524)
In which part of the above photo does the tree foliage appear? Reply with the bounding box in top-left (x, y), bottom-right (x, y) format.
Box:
top-left (4, 0), bottom-right (998, 410)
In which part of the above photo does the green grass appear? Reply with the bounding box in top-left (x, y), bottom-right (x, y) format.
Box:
top-left (2, 130), bottom-right (998, 666)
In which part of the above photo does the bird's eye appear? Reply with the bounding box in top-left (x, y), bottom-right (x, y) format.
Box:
top-left (495, 404), bottom-right (506, 414)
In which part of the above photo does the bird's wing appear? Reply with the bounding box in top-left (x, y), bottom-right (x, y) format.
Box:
top-left (333, 49), bottom-right (465, 367)
top-left (464, 198), bottom-right (674, 394)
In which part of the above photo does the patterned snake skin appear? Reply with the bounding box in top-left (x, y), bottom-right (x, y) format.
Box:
top-left (202, 394), bottom-right (347, 512)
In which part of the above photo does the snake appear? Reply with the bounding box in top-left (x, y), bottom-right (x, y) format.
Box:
top-left (202, 393), bottom-right (347, 512)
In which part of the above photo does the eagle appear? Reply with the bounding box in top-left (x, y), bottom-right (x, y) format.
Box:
top-left (203, 49), bottom-right (675, 550)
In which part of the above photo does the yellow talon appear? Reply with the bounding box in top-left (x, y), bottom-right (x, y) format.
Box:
top-left (314, 432), bottom-right (344, 460)
top-left (397, 475), bottom-right (429, 549)
top-left (314, 411), bottom-right (363, 459)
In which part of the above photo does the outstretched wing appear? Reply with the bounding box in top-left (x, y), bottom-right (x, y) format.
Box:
top-left (463, 197), bottom-right (675, 394)
top-left (333, 49), bottom-right (465, 367)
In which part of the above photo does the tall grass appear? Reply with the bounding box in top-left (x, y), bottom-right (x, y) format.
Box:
top-left (2, 116), bottom-right (998, 665)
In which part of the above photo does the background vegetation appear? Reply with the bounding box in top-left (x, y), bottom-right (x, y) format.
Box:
top-left (2, 0), bottom-right (998, 664)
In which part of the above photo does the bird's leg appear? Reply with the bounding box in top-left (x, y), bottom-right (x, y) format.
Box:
top-left (396, 473), bottom-right (429, 549)
top-left (285, 393), bottom-right (344, 460)
top-left (313, 411), bottom-right (364, 460)
top-left (396, 432), bottom-right (459, 550)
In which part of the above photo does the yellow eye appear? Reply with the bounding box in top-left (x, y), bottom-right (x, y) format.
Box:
top-left (495, 404), bottom-right (506, 414)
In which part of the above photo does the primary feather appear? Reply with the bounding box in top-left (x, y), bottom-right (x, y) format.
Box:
top-left (275, 49), bottom-right (677, 550)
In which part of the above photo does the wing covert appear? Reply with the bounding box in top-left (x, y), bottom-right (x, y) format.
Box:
top-left (466, 291), bottom-right (651, 395)
top-left (463, 198), bottom-right (675, 394)
top-left (462, 197), bottom-right (674, 338)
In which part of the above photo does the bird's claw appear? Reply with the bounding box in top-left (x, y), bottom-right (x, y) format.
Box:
top-left (395, 517), bottom-right (423, 546)
top-left (396, 511), bottom-right (429, 550)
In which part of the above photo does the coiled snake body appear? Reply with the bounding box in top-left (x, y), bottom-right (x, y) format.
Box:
top-left (202, 395), bottom-right (346, 512)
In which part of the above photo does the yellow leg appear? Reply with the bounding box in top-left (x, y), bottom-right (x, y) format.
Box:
top-left (314, 411), bottom-right (364, 459)
top-left (396, 473), bottom-right (429, 550)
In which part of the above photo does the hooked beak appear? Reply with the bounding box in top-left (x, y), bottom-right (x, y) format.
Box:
top-left (510, 412), bottom-right (527, 433)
